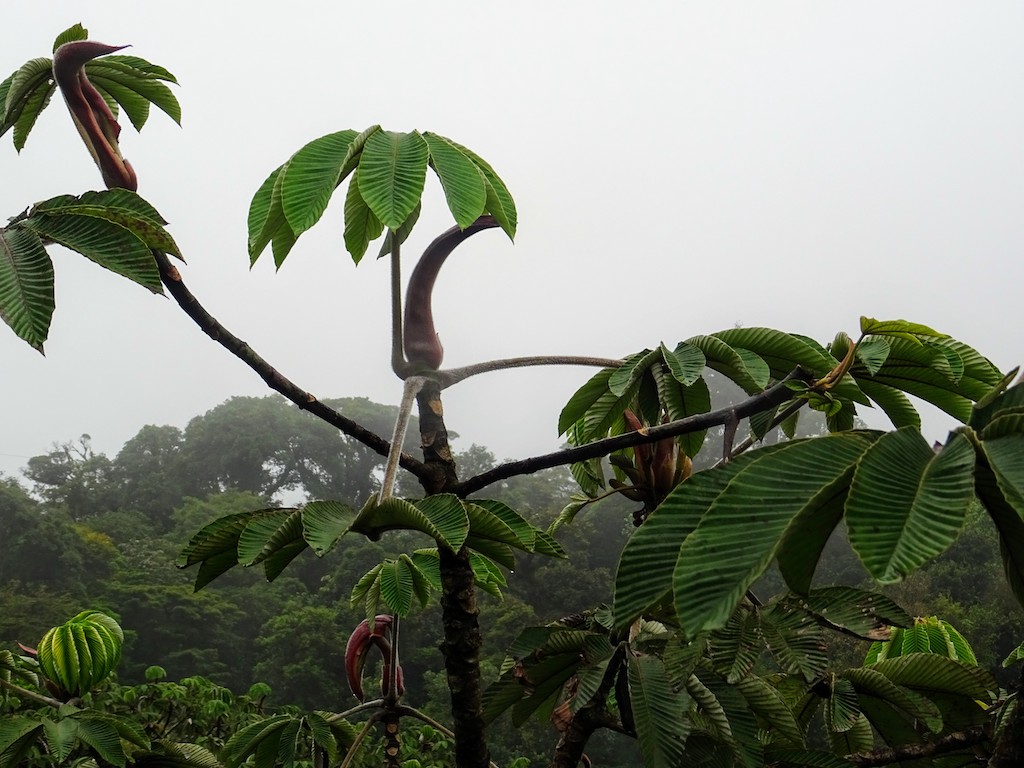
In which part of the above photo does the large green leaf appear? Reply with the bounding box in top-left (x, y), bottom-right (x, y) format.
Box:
top-left (0, 226), bottom-right (54, 351)
top-left (357, 130), bottom-right (429, 230)
top-left (89, 74), bottom-right (152, 131)
top-left (32, 189), bottom-right (182, 258)
top-left (760, 604), bottom-right (828, 682)
top-left (976, 434), bottom-right (1024, 607)
top-left (177, 512), bottom-right (254, 590)
top-left (447, 138), bottom-right (517, 240)
top-left (84, 59), bottom-right (181, 125)
top-left (378, 558), bottom-right (415, 615)
top-left (798, 587), bottom-right (912, 640)
top-left (247, 163), bottom-right (294, 265)
top-left (843, 667), bottom-right (942, 733)
top-left (423, 132), bottom-right (487, 229)
top-left (12, 79), bottom-right (54, 151)
top-left (300, 500), bottom-right (355, 556)
top-left (628, 655), bottom-right (687, 767)
top-left (846, 429), bottom-right (975, 583)
top-left (558, 366), bottom-right (617, 436)
top-left (868, 653), bottom-right (995, 698)
top-left (342, 167), bottom-right (384, 263)
top-left (1, 57), bottom-right (52, 138)
top-left (613, 451), bottom-right (759, 629)
top-left (673, 433), bottom-right (875, 635)
top-left (42, 718), bottom-right (77, 764)
top-left (279, 129), bottom-right (358, 235)
top-left (684, 335), bottom-right (762, 395)
top-left (735, 676), bottom-right (803, 745)
top-left (24, 212), bottom-right (162, 292)
top-left (653, 364), bottom-right (711, 458)
top-left (0, 718), bottom-right (43, 768)
top-left (349, 494), bottom-right (470, 552)
top-left (236, 508), bottom-right (307, 581)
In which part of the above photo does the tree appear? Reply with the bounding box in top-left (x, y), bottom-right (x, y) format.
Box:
top-left (2, 23), bottom-right (1024, 768)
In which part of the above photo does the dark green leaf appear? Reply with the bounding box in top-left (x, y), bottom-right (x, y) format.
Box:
top-left (357, 130), bottom-right (429, 230)
top-left (0, 226), bottom-right (54, 351)
top-left (280, 129), bottom-right (358, 236)
top-left (424, 132), bottom-right (487, 229)
top-left (846, 430), bottom-right (975, 583)
top-left (628, 655), bottom-right (688, 767)
top-left (301, 500), bottom-right (355, 556)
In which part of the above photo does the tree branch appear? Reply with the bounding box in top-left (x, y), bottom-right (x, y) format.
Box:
top-left (152, 251), bottom-right (430, 483)
top-left (0, 676), bottom-right (63, 708)
top-left (456, 369), bottom-right (811, 496)
top-left (436, 355), bottom-right (623, 389)
top-left (844, 725), bottom-right (988, 767)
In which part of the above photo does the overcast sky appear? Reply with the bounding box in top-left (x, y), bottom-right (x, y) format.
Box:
top-left (2, 3), bottom-right (1022, 482)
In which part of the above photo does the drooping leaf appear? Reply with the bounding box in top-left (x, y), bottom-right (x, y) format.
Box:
top-left (843, 666), bottom-right (943, 733)
top-left (357, 130), bottom-right (429, 230)
top-left (652, 364), bottom-right (711, 459)
top-left (854, 337), bottom-right (891, 375)
top-left (280, 129), bottom-right (358, 236)
top-left (300, 500), bottom-right (355, 556)
top-left (855, 378), bottom-right (921, 429)
top-left (558, 366), bottom-right (617, 437)
top-left (12, 79), bottom-right (54, 151)
top-left (236, 508), bottom-right (307, 581)
top-left (446, 138), bottom-right (517, 240)
top-left (248, 162), bottom-right (294, 265)
top-left (735, 676), bottom-right (803, 745)
top-left (52, 24), bottom-right (89, 52)
top-left (661, 341), bottom-right (706, 387)
top-left (423, 132), bottom-right (487, 229)
top-left (24, 212), bottom-right (162, 292)
top-left (760, 603), bottom-right (828, 682)
top-left (348, 494), bottom-right (470, 552)
top-left (868, 653), bottom-right (995, 699)
top-left (343, 168), bottom-right (385, 263)
top-left (673, 433), bottom-right (875, 636)
top-left (628, 654), bottom-right (688, 768)
top-left (0, 226), bottom-right (54, 352)
top-left (798, 587), bottom-right (912, 640)
top-left (846, 429), bottom-right (975, 583)
top-left (88, 75), bottom-right (151, 131)
top-left (378, 558), bottom-right (414, 615)
top-left (84, 59), bottom-right (181, 125)
top-left (613, 451), bottom-right (758, 630)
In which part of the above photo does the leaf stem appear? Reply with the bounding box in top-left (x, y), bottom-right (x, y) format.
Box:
top-left (436, 355), bottom-right (623, 388)
top-left (0, 676), bottom-right (63, 708)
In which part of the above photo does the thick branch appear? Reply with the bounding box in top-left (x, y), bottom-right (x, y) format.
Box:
top-left (436, 355), bottom-right (623, 389)
top-left (152, 251), bottom-right (429, 483)
top-left (456, 369), bottom-right (811, 496)
top-left (844, 725), bottom-right (988, 767)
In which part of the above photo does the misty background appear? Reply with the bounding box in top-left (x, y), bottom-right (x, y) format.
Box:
top-left (2, 2), bottom-right (1022, 480)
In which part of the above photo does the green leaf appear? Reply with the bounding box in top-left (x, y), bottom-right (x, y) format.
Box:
top-left (300, 500), bottom-right (355, 556)
top-left (613, 447), bottom-right (774, 630)
top-left (0, 718), bottom-right (44, 768)
top-left (53, 24), bottom-right (89, 52)
top-left (860, 317), bottom-right (946, 341)
top-left (32, 189), bottom-right (182, 258)
top-left (0, 226), bottom-right (54, 352)
top-left (735, 676), bottom-right (803, 745)
top-left (868, 653), bottom-right (995, 698)
top-left (24, 212), bottom-right (162, 292)
top-left (760, 603), bottom-right (828, 682)
top-left (74, 717), bottom-right (126, 767)
top-left (855, 337), bottom-right (891, 375)
top-left (608, 348), bottom-right (659, 397)
top-left (424, 132), bottom-right (487, 229)
top-left (222, 715), bottom-right (292, 768)
top-left (237, 508), bottom-right (307, 581)
top-left (3, 58), bottom-right (52, 136)
top-left (855, 378), bottom-right (921, 429)
top-left (357, 130), bottom-right (429, 230)
top-left (653, 365), bottom-right (711, 458)
top-left (558, 366), bottom-right (617, 437)
top-left (102, 54), bottom-right (178, 84)
top-left (661, 341), bottom-right (706, 387)
top-left (846, 429), bottom-right (975, 583)
top-left (42, 718), bottom-right (77, 763)
top-left (683, 335), bottom-right (763, 395)
top-left (349, 494), bottom-right (470, 552)
top-left (12, 79), bottom-right (54, 151)
top-left (84, 61), bottom-right (181, 125)
top-left (446, 139), bottom-right (517, 240)
top-left (377, 200), bottom-right (421, 259)
top-left (843, 667), bottom-right (943, 733)
top-left (799, 587), bottom-right (912, 640)
top-left (379, 558), bottom-right (414, 615)
top-left (628, 655), bottom-right (688, 767)
top-left (673, 433), bottom-right (875, 636)
top-left (89, 76), bottom-right (150, 131)
top-left (248, 163), bottom-right (294, 265)
top-left (343, 167), bottom-right (385, 263)
top-left (177, 512), bottom-right (254, 589)
top-left (708, 609), bottom-right (762, 683)
top-left (280, 129), bottom-right (358, 235)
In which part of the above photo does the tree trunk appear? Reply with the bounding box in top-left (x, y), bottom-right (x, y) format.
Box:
top-left (415, 380), bottom-right (491, 768)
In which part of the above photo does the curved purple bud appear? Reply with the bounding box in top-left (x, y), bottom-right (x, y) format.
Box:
top-left (402, 215), bottom-right (500, 369)
top-left (53, 41), bottom-right (137, 191)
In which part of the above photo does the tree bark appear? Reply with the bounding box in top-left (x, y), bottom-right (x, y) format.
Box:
top-left (415, 379), bottom-right (491, 768)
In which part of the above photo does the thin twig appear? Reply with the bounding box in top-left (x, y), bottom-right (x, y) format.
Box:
top-left (455, 369), bottom-right (811, 496)
top-left (325, 698), bottom-right (386, 723)
top-left (436, 356), bottom-right (623, 388)
top-left (151, 251), bottom-right (430, 483)
top-left (379, 377), bottom-right (426, 502)
top-left (338, 712), bottom-right (384, 768)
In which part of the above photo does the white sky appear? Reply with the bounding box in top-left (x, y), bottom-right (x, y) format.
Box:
top-left (2, 3), bottom-right (1022, 481)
